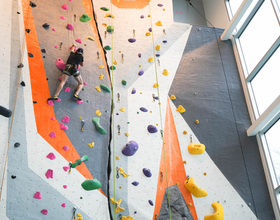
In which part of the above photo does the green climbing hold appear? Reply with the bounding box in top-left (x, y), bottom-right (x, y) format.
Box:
top-left (82, 88), bottom-right (84, 91)
top-left (100, 84), bottom-right (111, 93)
top-left (122, 80), bottom-right (127, 86)
top-left (92, 117), bottom-right (107, 134)
top-left (100, 7), bottom-right (109, 11)
top-left (70, 155), bottom-right (89, 168)
top-left (110, 65), bottom-right (116, 70)
top-left (104, 45), bottom-right (111, 51)
top-left (107, 26), bottom-right (114, 33)
top-left (86, 100), bottom-right (89, 103)
top-left (82, 179), bottom-right (102, 191)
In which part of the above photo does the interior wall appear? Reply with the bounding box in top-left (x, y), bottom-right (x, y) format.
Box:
top-left (202, 0), bottom-right (230, 29)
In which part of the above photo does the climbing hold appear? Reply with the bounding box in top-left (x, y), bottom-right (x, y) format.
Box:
top-left (107, 26), bottom-right (114, 33)
top-left (54, 45), bottom-right (58, 48)
top-left (184, 177), bottom-right (207, 197)
top-left (113, 60), bottom-right (118, 65)
top-left (156, 45), bottom-right (160, 51)
top-left (105, 13), bottom-right (115, 18)
top-left (148, 27), bottom-right (152, 32)
top-left (52, 28), bottom-right (56, 32)
top-left (119, 167), bottom-right (130, 177)
top-left (41, 49), bottom-right (46, 53)
top-left (100, 7), bottom-right (109, 11)
top-left (46, 153), bottom-right (56, 160)
top-left (77, 99), bottom-right (83, 105)
top-left (146, 32), bottom-right (151, 36)
top-left (119, 107), bottom-right (126, 112)
top-left (188, 143), bottom-right (205, 155)
top-left (148, 57), bottom-right (153, 62)
top-left (41, 209), bottom-right (48, 215)
top-left (63, 166), bottom-right (69, 171)
top-left (143, 168), bottom-right (152, 177)
top-left (183, 161), bottom-right (187, 164)
top-left (11, 175), bottom-right (16, 179)
top-left (82, 179), bottom-right (102, 190)
top-left (92, 117), bottom-right (107, 134)
top-left (62, 116), bottom-right (69, 123)
top-left (128, 38), bottom-right (136, 43)
top-left (20, 81), bottom-right (26, 87)
top-left (70, 155), bottom-right (89, 168)
top-left (28, 52), bottom-right (34, 58)
top-left (96, 110), bottom-right (101, 116)
top-left (49, 132), bottom-right (56, 138)
top-left (42, 23), bottom-right (50, 30)
top-left (132, 181), bottom-right (139, 186)
top-left (63, 145), bottom-right (69, 151)
top-left (14, 142), bottom-right (20, 147)
top-left (148, 200), bottom-right (154, 206)
top-left (63, 185), bottom-right (67, 189)
top-left (138, 53), bottom-right (141, 58)
top-left (204, 172), bottom-right (207, 176)
top-left (99, 65), bottom-right (104, 69)
top-left (158, 4), bottom-right (163, 7)
top-left (110, 65), bottom-right (116, 70)
top-left (156, 54), bottom-right (160, 57)
top-left (140, 15), bottom-right (144, 18)
top-left (110, 198), bottom-right (125, 213)
top-left (66, 23), bottom-right (74, 30)
top-left (75, 38), bottom-right (82, 44)
top-left (170, 94), bottom-right (176, 100)
top-left (95, 86), bottom-right (101, 92)
top-left (148, 15), bottom-right (150, 17)
top-left (34, 191), bottom-right (41, 199)
top-left (64, 87), bottom-right (71, 92)
top-left (26, 29), bottom-right (30, 33)
top-left (80, 13), bottom-right (91, 22)
top-left (60, 123), bottom-right (68, 131)
top-left (183, 130), bottom-right (187, 135)
top-left (100, 84), bottom-right (111, 93)
top-left (122, 141), bottom-right (139, 156)
top-left (61, 203), bottom-right (66, 208)
top-left (155, 21), bottom-right (163, 26)
top-left (138, 69), bottom-right (144, 76)
top-left (30, 1), bottom-right (37, 7)
top-left (176, 105), bottom-right (186, 113)
top-left (104, 45), bottom-right (111, 50)
top-left (122, 80), bottom-right (127, 86)
top-left (87, 142), bottom-right (94, 148)
top-left (102, 23), bottom-right (107, 27)
top-left (121, 216), bottom-right (133, 220)
top-left (188, 203), bottom-right (192, 206)
top-left (124, 132), bottom-right (129, 137)
top-left (60, 16), bottom-right (66, 20)
top-left (195, 120), bottom-right (199, 124)
top-left (86, 36), bottom-right (94, 41)
top-left (148, 125), bottom-right (158, 133)
top-left (45, 169), bottom-right (53, 179)
top-left (61, 4), bottom-right (68, 10)
top-left (153, 83), bottom-right (159, 88)
top-left (99, 74), bottom-right (104, 80)
top-left (204, 202), bottom-right (224, 220)
top-left (140, 107), bottom-right (148, 112)
top-left (131, 88), bottom-right (136, 94)
top-left (163, 40), bottom-right (167, 43)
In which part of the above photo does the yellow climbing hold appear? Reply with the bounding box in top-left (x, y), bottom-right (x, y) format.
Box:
top-left (204, 172), bottom-right (207, 176)
top-left (146, 32), bottom-right (151, 36)
top-left (113, 59), bottom-right (118, 65)
top-left (155, 21), bottom-right (163, 26)
top-left (119, 186), bottom-right (122, 189)
top-left (139, 65), bottom-right (141, 67)
top-left (163, 8), bottom-right (165, 11)
top-left (150, 111), bottom-right (152, 113)
top-left (119, 51), bottom-right (121, 53)
top-left (110, 198), bottom-right (125, 213)
top-left (99, 65), bottom-right (104, 69)
top-left (188, 143), bottom-right (205, 155)
top-left (99, 74), bottom-right (104, 80)
top-left (88, 142), bottom-right (95, 148)
top-left (204, 202), bottom-right (224, 220)
top-left (119, 167), bottom-right (130, 177)
top-left (125, 132), bottom-right (129, 137)
top-left (176, 182), bottom-right (179, 185)
top-left (105, 13), bottom-right (115, 18)
top-left (148, 56), bottom-right (153, 62)
top-left (82, 2), bottom-right (85, 5)
top-left (96, 110), bottom-right (101, 116)
top-left (176, 105), bottom-right (186, 113)
top-left (184, 177), bottom-right (208, 197)
top-left (153, 83), bottom-right (159, 88)
top-left (79, 116), bottom-right (82, 119)
top-left (195, 120), bottom-right (199, 124)
top-left (76, 213), bottom-right (83, 220)
top-left (148, 15), bottom-right (150, 17)
top-left (170, 94), bottom-right (176, 100)
top-left (156, 45), bottom-right (161, 51)
top-left (188, 203), bottom-right (192, 207)
top-left (119, 107), bottom-right (126, 112)
top-left (162, 69), bottom-right (169, 76)
top-left (183, 160), bottom-right (187, 164)
top-left (183, 130), bottom-right (187, 135)
top-left (116, 156), bottom-right (120, 160)
top-left (95, 86), bottom-right (101, 92)
top-left (140, 92), bottom-right (142, 94)
top-left (121, 216), bottom-right (134, 220)
top-left (102, 23), bottom-right (107, 27)
top-left (86, 36), bottom-right (94, 41)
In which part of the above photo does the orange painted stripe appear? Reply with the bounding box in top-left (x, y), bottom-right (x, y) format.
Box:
top-left (21, 0), bottom-right (107, 195)
top-left (112, 0), bottom-right (148, 9)
top-left (153, 98), bottom-right (198, 220)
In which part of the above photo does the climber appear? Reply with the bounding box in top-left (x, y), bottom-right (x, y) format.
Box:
top-left (48, 44), bottom-right (84, 102)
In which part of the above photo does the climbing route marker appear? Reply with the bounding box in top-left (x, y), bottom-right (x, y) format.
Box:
top-left (118, 125), bottom-right (121, 135)
top-left (60, 42), bottom-right (63, 50)
top-left (121, 54), bottom-right (124, 62)
top-left (133, 29), bottom-right (135, 37)
top-left (163, 29), bottom-right (166, 35)
top-left (97, 51), bottom-right (100, 59)
top-left (190, 134), bottom-right (193, 144)
top-left (157, 59), bottom-right (160, 67)
top-left (81, 120), bottom-right (85, 132)
top-left (105, 31), bottom-right (107, 39)
top-left (117, 93), bottom-right (120, 102)
top-left (116, 167), bottom-right (120, 178)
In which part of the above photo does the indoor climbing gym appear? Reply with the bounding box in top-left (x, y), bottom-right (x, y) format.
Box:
top-left (1, 0), bottom-right (280, 219)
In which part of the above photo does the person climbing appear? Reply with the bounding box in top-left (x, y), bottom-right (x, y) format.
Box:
top-left (48, 44), bottom-right (84, 102)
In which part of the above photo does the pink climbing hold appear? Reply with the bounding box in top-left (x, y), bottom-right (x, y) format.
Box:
top-left (58, 76), bottom-right (69, 82)
top-left (67, 23), bottom-right (74, 30)
top-left (63, 166), bottom-right (69, 172)
top-left (33, 191), bottom-right (41, 199)
top-left (46, 152), bottom-right (56, 160)
top-left (76, 100), bottom-right (83, 105)
top-left (55, 98), bottom-right (62, 102)
top-left (63, 145), bottom-right (69, 151)
top-left (180, 12), bottom-right (182, 14)
top-left (52, 28), bottom-right (56, 31)
top-left (56, 58), bottom-right (66, 70)
top-left (83, 82), bottom-right (87, 85)
top-left (61, 4), bottom-right (68, 10)
top-left (75, 38), bottom-right (82, 44)
top-left (45, 169), bottom-right (53, 179)
top-left (64, 87), bottom-right (71, 92)
top-left (49, 132), bottom-right (56, 138)
top-left (63, 185), bottom-right (67, 189)
top-left (60, 122), bottom-right (68, 131)
top-left (69, 0), bottom-right (73, 1)
top-left (48, 100), bottom-right (54, 106)
top-left (55, 45), bottom-right (58, 48)
top-left (175, 11), bottom-right (178, 13)
top-left (61, 116), bottom-right (69, 123)
top-left (60, 16), bottom-right (66, 20)
top-left (50, 117), bottom-right (55, 120)
top-left (41, 209), bottom-right (48, 215)
top-left (61, 203), bottom-right (66, 207)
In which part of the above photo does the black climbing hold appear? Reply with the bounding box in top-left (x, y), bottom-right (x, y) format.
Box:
top-left (134, 211), bottom-right (137, 214)
top-left (26, 29), bottom-right (30, 33)
top-left (33, 101), bottom-right (37, 104)
top-left (43, 56), bottom-right (45, 58)
top-left (42, 23), bottom-right (50, 30)
top-left (17, 12), bottom-right (20, 14)
top-left (17, 63), bottom-right (24, 68)
top-left (20, 81), bottom-right (26, 87)
top-left (14, 142), bottom-right (20, 147)
top-left (28, 53), bottom-right (34, 58)
top-left (11, 175), bottom-right (16, 179)
top-left (41, 49), bottom-right (46, 53)
top-left (0, 106), bottom-right (12, 118)
top-left (46, 78), bottom-right (48, 80)
top-left (30, 1), bottom-right (37, 7)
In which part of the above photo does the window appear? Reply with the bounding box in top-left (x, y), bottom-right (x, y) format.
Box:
top-left (229, 0), bottom-right (243, 16)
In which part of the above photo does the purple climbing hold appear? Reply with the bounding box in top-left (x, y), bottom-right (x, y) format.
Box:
top-left (128, 38), bottom-right (136, 43)
top-left (131, 88), bottom-right (136, 94)
top-left (163, 40), bottom-right (167, 43)
top-left (140, 107), bottom-right (148, 112)
top-left (148, 28), bottom-right (152, 32)
top-left (158, 4), bottom-right (163, 7)
top-left (143, 168), bottom-right (152, 177)
top-left (148, 200), bottom-right (154, 206)
top-left (148, 125), bottom-right (158, 133)
top-left (156, 54), bottom-right (160, 57)
top-left (138, 69), bottom-right (144, 76)
top-left (138, 53), bottom-right (141, 58)
top-left (140, 15), bottom-right (144, 19)
top-left (122, 141), bottom-right (139, 156)
top-left (116, 113), bottom-right (119, 115)
top-left (132, 181), bottom-right (139, 186)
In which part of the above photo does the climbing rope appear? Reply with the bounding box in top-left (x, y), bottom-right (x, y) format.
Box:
top-left (148, 2), bottom-right (172, 219)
